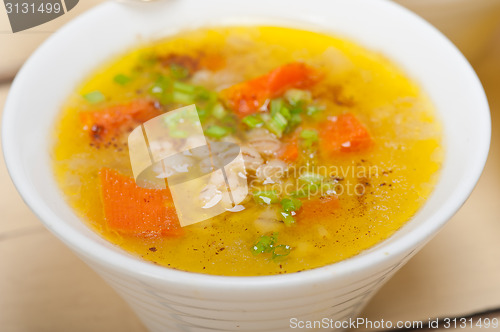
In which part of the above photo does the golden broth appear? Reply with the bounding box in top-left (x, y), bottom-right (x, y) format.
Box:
top-left (52, 26), bottom-right (442, 276)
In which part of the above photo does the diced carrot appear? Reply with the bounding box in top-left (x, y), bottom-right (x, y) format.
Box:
top-left (279, 137), bottom-right (299, 162)
top-left (221, 62), bottom-right (322, 117)
top-left (80, 100), bottom-right (161, 144)
top-left (319, 113), bottom-right (373, 155)
top-left (296, 196), bottom-right (340, 222)
top-left (99, 168), bottom-right (183, 238)
top-left (266, 62), bottom-right (320, 95)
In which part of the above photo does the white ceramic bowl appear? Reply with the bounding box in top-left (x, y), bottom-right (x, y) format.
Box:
top-left (2, 0), bottom-right (490, 331)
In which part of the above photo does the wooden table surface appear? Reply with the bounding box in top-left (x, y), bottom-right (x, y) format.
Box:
top-left (1, 3), bottom-right (500, 331)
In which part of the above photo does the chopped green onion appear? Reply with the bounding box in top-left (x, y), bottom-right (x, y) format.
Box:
top-left (252, 190), bottom-right (280, 205)
top-left (197, 108), bottom-right (209, 122)
top-left (262, 112), bottom-right (288, 138)
top-left (163, 111), bottom-right (196, 139)
top-left (211, 103), bottom-right (227, 120)
top-left (242, 114), bottom-right (264, 128)
top-left (169, 64), bottom-right (190, 79)
top-left (252, 233), bottom-right (291, 261)
top-left (288, 114), bottom-right (302, 129)
top-left (113, 74), bottom-right (132, 86)
top-left (270, 98), bottom-right (284, 116)
top-left (279, 106), bottom-right (291, 120)
top-left (281, 197), bottom-right (302, 213)
top-left (300, 129), bottom-right (319, 141)
top-left (172, 91), bottom-right (195, 104)
top-left (299, 171), bottom-right (325, 186)
top-left (172, 81), bottom-right (199, 104)
top-left (272, 244), bottom-right (291, 260)
top-left (150, 75), bottom-right (171, 95)
top-left (169, 129), bottom-right (189, 138)
top-left (149, 75), bottom-right (172, 104)
top-left (284, 89), bottom-right (311, 106)
top-left (270, 98), bottom-right (291, 121)
top-left (196, 88), bottom-right (218, 102)
top-left (173, 81), bottom-right (197, 94)
top-left (306, 105), bottom-right (323, 116)
top-left (280, 197), bottom-right (302, 226)
top-left (280, 211), bottom-right (295, 226)
top-left (205, 125), bottom-right (231, 139)
top-left (83, 91), bottom-right (105, 104)
top-left (300, 129), bottom-right (319, 147)
top-left (251, 233), bottom-right (278, 255)
top-left (289, 102), bottom-right (304, 115)
top-left (171, 82), bottom-right (216, 104)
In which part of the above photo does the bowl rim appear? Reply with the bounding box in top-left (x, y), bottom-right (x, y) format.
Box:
top-left (2, 0), bottom-right (491, 290)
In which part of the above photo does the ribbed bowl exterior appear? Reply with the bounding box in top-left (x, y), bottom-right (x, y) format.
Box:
top-left (84, 248), bottom-right (416, 332)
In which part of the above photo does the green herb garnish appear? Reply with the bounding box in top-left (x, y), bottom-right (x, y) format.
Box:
top-left (251, 233), bottom-right (278, 255)
top-left (242, 114), bottom-right (264, 128)
top-left (298, 171), bottom-right (325, 186)
top-left (169, 129), bottom-right (189, 138)
top-left (196, 88), bottom-right (218, 102)
top-left (113, 74), bottom-right (132, 86)
top-left (172, 91), bottom-right (196, 104)
top-left (162, 111), bottom-right (196, 139)
top-left (262, 112), bottom-right (288, 138)
top-left (284, 89), bottom-right (311, 106)
top-left (306, 105), bottom-right (323, 116)
top-left (197, 108), bottom-right (209, 122)
top-left (251, 233), bottom-right (292, 261)
top-left (270, 98), bottom-right (284, 116)
top-left (300, 129), bottom-right (319, 147)
top-left (281, 197), bottom-right (302, 213)
top-left (149, 75), bottom-right (172, 104)
top-left (279, 197), bottom-right (302, 227)
top-left (272, 244), bottom-right (291, 260)
top-left (288, 113), bottom-right (303, 129)
top-left (211, 103), bottom-right (227, 120)
top-left (172, 81), bottom-right (195, 94)
top-left (252, 190), bottom-right (280, 205)
top-left (279, 106), bottom-right (291, 120)
top-left (83, 90), bottom-right (105, 104)
top-left (300, 129), bottom-right (319, 141)
top-left (279, 211), bottom-right (295, 226)
top-left (205, 125), bottom-right (231, 139)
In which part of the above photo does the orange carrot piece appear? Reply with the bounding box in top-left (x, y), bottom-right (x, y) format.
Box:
top-left (279, 137), bottom-right (299, 162)
top-left (296, 196), bottom-right (340, 222)
top-left (319, 113), bottom-right (373, 155)
top-left (222, 62), bottom-right (321, 117)
top-left (99, 168), bottom-right (183, 238)
top-left (80, 100), bottom-right (161, 144)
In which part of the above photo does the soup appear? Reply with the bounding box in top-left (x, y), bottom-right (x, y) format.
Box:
top-left (52, 26), bottom-right (442, 276)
